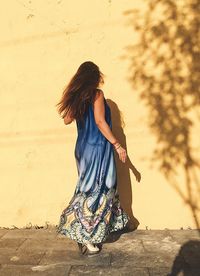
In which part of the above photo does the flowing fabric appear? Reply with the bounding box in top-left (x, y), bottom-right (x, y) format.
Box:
top-left (56, 96), bottom-right (130, 244)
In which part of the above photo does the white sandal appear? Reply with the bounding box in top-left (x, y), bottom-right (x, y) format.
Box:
top-left (77, 242), bottom-right (100, 255)
top-left (85, 242), bottom-right (100, 252)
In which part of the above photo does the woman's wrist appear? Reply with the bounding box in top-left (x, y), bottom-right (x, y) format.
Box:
top-left (114, 144), bottom-right (121, 150)
top-left (112, 139), bottom-right (121, 150)
top-left (112, 140), bottom-right (118, 145)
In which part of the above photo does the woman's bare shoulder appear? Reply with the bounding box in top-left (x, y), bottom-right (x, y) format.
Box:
top-left (94, 88), bottom-right (104, 100)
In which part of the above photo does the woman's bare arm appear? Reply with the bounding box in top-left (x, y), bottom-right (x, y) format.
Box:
top-left (93, 90), bottom-right (127, 163)
top-left (93, 90), bottom-right (117, 144)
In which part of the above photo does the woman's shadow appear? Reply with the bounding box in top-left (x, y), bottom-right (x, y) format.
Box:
top-left (102, 98), bottom-right (141, 245)
top-left (167, 238), bottom-right (200, 276)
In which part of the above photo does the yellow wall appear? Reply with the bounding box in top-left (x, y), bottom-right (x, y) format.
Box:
top-left (0, 0), bottom-right (199, 229)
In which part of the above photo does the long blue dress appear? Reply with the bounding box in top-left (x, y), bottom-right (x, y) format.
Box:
top-left (56, 96), bottom-right (130, 244)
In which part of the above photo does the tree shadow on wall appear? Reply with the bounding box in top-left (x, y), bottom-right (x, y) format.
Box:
top-left (106, 98), bottom-right (141, 231)
top-left (123, 0), bottom-right (200, 231)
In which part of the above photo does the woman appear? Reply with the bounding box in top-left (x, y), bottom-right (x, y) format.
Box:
top-left (56, 61), bottom-right (130, 256)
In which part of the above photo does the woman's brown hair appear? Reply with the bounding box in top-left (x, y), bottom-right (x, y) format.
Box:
top-left (55, 61), bottom-right (105, 126)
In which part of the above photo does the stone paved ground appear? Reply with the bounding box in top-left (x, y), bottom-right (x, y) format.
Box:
top-left (0, 227), bottom-right (199, 276)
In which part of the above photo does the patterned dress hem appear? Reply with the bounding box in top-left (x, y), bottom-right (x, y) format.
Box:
top-left (56, 211), bottom-right (130, 244)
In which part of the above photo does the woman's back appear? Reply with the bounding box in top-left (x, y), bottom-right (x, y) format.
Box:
top-left (74, 97), bottom-right (111, 162)
top-left (76, 97), bottom-right (111, 143)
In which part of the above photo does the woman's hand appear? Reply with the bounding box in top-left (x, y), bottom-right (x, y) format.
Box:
top-left (115, 145), bottom-right (127, 163)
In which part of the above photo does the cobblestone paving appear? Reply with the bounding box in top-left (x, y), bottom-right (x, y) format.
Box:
top-left (0, 228), bottom-right (199, 275)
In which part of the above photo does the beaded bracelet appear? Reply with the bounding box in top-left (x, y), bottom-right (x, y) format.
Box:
top-left (112, 140), bottom-right (119, 146)
top-left (112, 140), bottom-right (122, 151)
top-left (114, 144), bottom-right (121, 150)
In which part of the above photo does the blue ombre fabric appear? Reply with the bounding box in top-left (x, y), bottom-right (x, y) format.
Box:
top-left (57, 96), bottom-right (130, 244)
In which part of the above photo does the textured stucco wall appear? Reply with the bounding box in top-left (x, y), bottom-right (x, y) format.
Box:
top-left (0, 0), bottom-right (199, 229)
